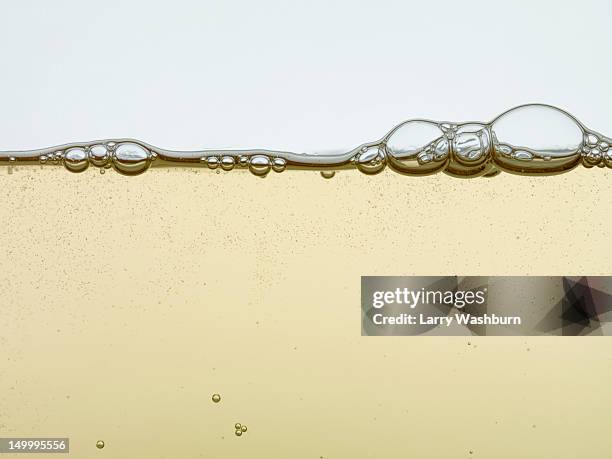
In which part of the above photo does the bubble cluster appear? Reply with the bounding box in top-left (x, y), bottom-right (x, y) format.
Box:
top-left (234, 423), bottom-right (248, 436)
top-left (581, 131), bottom-right (611, 168)
top-left (355, 145), bottom-right (386, 175)
top-left (4, 104), bottom-right (611, 178)
top-left (33, 142), bottom-right (153, 176)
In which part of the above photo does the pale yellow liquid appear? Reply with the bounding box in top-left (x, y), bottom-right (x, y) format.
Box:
top-left (1, 166), bottom-right (611, 458)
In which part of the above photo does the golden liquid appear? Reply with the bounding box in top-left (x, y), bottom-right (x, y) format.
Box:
top-left (1, 166), bottom-right (611, 458)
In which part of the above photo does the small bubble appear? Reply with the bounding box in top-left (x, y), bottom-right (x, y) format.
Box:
top-left (206, 156), bottom-right (219, 169)
top-left (586, 133), bottom-right (598, 146)
top-left (113, 143), bottom-right (150, 176)
top-left (512, 150), bottom-right (533, 161)
top-left (416, 151), bottom-right (432, 164)
top-left (96, 440), bottom-right (105, 449)
top-left (272, 157), bottom-right (286, 173)
top-left (235, 423), bottom-right (241, 430)
top-left (90, 145), bottom-right (110, 167)
top-left (356, 146), bottom-right (386, 174)
top-left (64, 147), bottom-right (89, 173)
top-left (249, 155), bottom-right (271, 176)
top-left (212, 394), bottom-right (221, 403)
top-left (241, 425), bottom-right (247, 432)
top-left (100, 169), bottom-right (106, 174)
top-left (320, 170), bottom-right (335, 179)
top-left (235, 430), bottom-right (242, 437)
top-left (221, 156), bottom-right (235, 171)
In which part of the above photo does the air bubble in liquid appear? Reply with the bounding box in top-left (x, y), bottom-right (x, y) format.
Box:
top-left (385, 120), bottom-right (448, 175)
top-left (356, 145), bottom-right (385, 175)
top-left (221, 156), bottom-right (235, 171)
top-left (2, 104), bottom-right (611, 177)
top-left (90, 145), bottom-right (110, 167)
top-left (320, 170), bottom-right (335, 179)
top-left (112, 143), bottom-right (150, 176)
top-left (491, 104), bottom-right (583, 173)
top-left (604, 150), bottom-right (612, 168)
top-left (249, 155), bottom-right (271, 176)
top-left (272, 157), bottom-right (286, 173)
top-left (453, 125), bottom-right (491, 162)
top-left (586, 133), bottom-right (599, 146)
top-left (64, 147), bottom-right (89, 173)
top-left (512, 150), bottom-right (533, 161)
top-left (206, 157), bottom-right (219, 169)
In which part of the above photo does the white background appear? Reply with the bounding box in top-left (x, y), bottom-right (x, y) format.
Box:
top-left (1, 0), bottom-right (611, 152)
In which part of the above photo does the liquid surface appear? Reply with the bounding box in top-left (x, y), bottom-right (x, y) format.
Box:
top-left (1, 105), bottom-right (610, 178)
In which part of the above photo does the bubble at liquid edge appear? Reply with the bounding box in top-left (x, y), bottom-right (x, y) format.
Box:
top-left (249, 155), bottom-right (272, 176)
top-left (3, 105), bottom-right (611, 177)
top-left (112, 143), bottom-right (151, 176)
top-left (64, 147), bottom-right (89, 173)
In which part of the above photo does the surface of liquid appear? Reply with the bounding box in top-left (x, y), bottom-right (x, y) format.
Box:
top-left (2, 105), bottom-right (610, 178)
